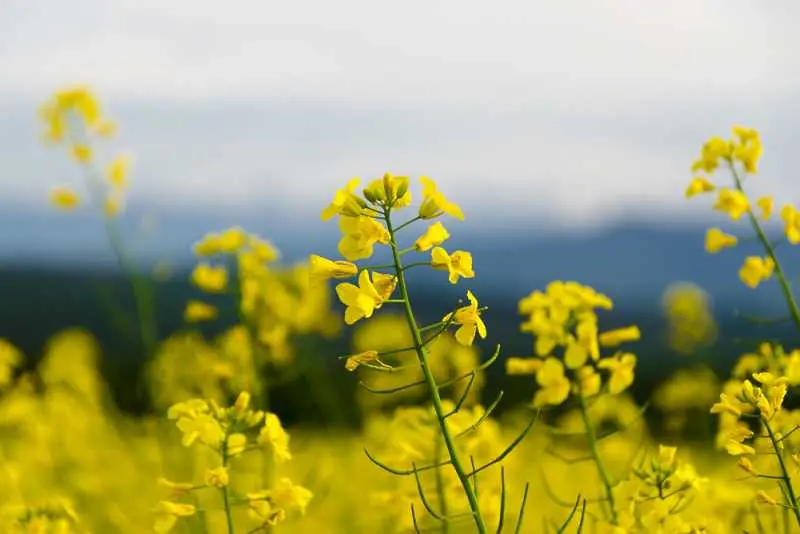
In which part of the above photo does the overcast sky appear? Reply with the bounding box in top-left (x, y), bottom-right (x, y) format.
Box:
top-left (1, 0), bottom-right (798, 232)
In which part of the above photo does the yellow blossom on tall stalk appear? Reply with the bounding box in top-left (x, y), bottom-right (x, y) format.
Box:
top-left (314, 173), bottom-right (536, 534)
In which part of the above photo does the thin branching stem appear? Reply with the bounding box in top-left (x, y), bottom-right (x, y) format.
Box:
top-left (578, 394), bottom-right (618, 524)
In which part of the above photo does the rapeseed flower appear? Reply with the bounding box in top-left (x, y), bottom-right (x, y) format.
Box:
top-left (430, 247), bottom-right (475, 284)
top-left (738, 256), bottom-right (775, 288)
top-left (713, 188), bottom-right (750, 221)
top-left (704, 228), bottom-right (737, 253)
top-left (418, 177), bottom-right (464, 220)
top-left (443, 290), bottom-right (487, 346)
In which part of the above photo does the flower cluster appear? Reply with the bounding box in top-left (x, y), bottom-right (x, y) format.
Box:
top-left (156, 392), bottom-right (311, 533)
top-left (39, 86), bottom-right (129, 217)
top-left (506, 281), bottom-right (640, 407)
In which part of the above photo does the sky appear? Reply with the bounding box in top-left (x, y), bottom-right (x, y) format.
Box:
top-left (1, 0), bottom-right (799, 234)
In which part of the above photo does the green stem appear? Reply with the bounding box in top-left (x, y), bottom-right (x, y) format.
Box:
top-left (221, 438), bottom-right (236, 534)
top-left (578, 394), bottom-right (618, 525)
top-left (434, 435), bottom-right (450, 534)
top-left (384, 209), bottom-right (488, 534)
top-left (731, 164), bottom-right (800, 331)
top-left (763, 417), bottom-right (800, 529)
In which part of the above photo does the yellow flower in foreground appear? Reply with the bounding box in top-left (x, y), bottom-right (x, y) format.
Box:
top-left (258, 413), bottom-right (292, 463)
top-left (309, 254), bottom-right (358, 284)
top-left (418, 177), bottom-right (464, 220)
top-left (153, 501), bottom-right (196, 534)
top-left (204, 466), bottom-right (229, 488)
top-left (442, 290), bottom-right (487, 346)
top-left (344, 350), bottom-right (380, 371)
top-left (533, 357), bottom-right (570, 407)
top-left (183, 300), bottom-right (218, 323)
top-left (50, 186), bottom-right (80, 210)
top-left (338, 215), bottom-right (390, 261)
top-left (598, 325), bottom-right (640, 348)
top-left (713, 188), bottom-right (750, 221)
top-left (704, 228), bottom-right (737, 254)
top-left (190, 263), bottom-right (228, 293)
top-left (335, 270), bottom-right (385, 324)
top-left (756, 196), bottom-right (773, 220)
top-left (597, 352), bottom-right (637, 394)
top-left (321, 178), bottom-right (365, 220)
top-left (781, 205), bottom-right (800, 244)
top-left (431, 247), bottom-right (475, 284)
top-left (363, 173), bottom-right (411, 208)
top-left (684, 177), bottom-right (715, 199)
top-left (414, 222), bottom-right (450, 252)
top-left (738, 256), bottom-right (775, 289)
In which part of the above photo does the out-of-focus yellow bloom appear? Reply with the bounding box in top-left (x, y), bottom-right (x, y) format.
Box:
top-left (731, 126), bottom-right (763, 174)
top-left (414, 222), bottom-right (450, 252)
top-left (335, 270), bottom-right (385, 324)
top-left (190, 263), bottom-right (228, 293)
top-left (684, 177), bottom-right (715, 199)
top-left (725, 440), bottom-right (755, 457)
top-left (738, 256), bottom-right (775, 288)
top-left (203, 466), bottom-right (229, 488)
top-left (713, 188), bottom-right (750, 221)
top-left (226, 433), bottom-right (247, 456)
top-left (442, 290), bottom-right (487, 346)
top-left (257, 477), bottom-right (313, 515)
top-left (533, 357), bottom-right (570, 407)
top-left (661, 282), bottom-right (717, 355)
top-left (505, 357), bottom-right (543, 376)
top-left (321, 178), bottom-right (366, 220)
top-left (431, 247), bottom-right (475, 284)
top-left (70, 144), bottom-right (92, 163)
top-left (106, 154), bottom-right (130, 189)
top-left (756, 196), bottom-right (773, 220)
top-left (49, 186), bottom-right (80, 210)
top-left (157, 478), bottom-right (195, 499)
top-left (183, 300), bottom-right (218, 323)
top-left (0, 339), bottom-right (22, 389)
top-left (258, 413), bottom-right (292, 463)
top-left (755, 490), bottom-right (778, 507)
top-left (781, 204), bottom-right (800, 244)
top-left (597, 352), bottom-right (637, 394)
top-left (418, 177), bottom-right (464, 220)
top-left (598, 325), bottom-right (641, 348)
top-left (704, 228), bottom-right (737, 254)
top-left (309, 254), bottom-right (358, 285)
top-left (103, 194), bottom-right (124, 218)
top-left (153, 501), bottom-right (196, 533)
top-left (575, 365), bottom-right (601, 396)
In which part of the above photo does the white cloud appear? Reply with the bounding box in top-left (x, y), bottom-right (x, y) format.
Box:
top-left (1, 0), bottom-right (798, 230)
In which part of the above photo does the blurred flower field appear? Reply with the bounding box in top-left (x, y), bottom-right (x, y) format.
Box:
top-left (2, 87), bottom-right (799, 533)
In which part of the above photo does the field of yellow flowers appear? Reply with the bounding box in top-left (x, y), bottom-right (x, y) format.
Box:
top-left (2, 86), bottom-right (798, 533)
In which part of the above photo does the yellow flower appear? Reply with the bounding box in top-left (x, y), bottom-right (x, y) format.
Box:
top-left (691, 136), bottom-right (732, 174)
top-left (755, 490), bottom-right (778, 507)
top-left (713, 188), bottom-right (750, 221)
top-left (533, 357), bottom-right (570, 407)
top-left (756, 196), bottom-right (773, 220)
top-left (258, 478), bottom-right (313, 515)
top-left (431, 247), bottom-right (475, 284)
top-left (227, 433), bottom-right (247, 456)
top-left (49, 186), bottom-right (80, 210)
top-left (597, 352), bottom-right (637, 394)
top-left (371, 272), bottom-right (397, 301)
top-left (738, 256), bottom-right (775, 289)
top-left (338, 215), bottom-right (390, 261)
top-left (704, 228), bottom-right (737, 254)
top-left (321, 178), bottom-right (366, 220)
top-left (414, 222), bottom-right (450, 252)
top-left (725, 439), bottom-right (755, 457)
top-left (737, 457), bottom-right (758, 477)
top-left (309, 254), bottom-right (358, 284)
top-left (344, 350), bottom-right (380, 371)
top-left (191, 263), bottom-right (228, 293)
top-left (258, 413), bottom-right (292, 463)
top-left (781, 205), bottom-right (800, 244)
top-left (598, 325), bottom-right (641, 348)
top-left (335, 270), bottom-right (385, 325)
top-left (70, 144), bottom-right (92, 163)
top-left (732, 126), bottom-right (763, 174)
top-left (710, 393), bottom-right (744, 417)
top-left (153, 501), bottom-right (196, 534)
top-left (418, 177), bottom-right (464, 220)
top-left (442, 290), bottom-right (487, 346)
top-left (0, 339), bottom-right (22, 389)
top-left (363, 173), bottom-right (411, 208)
top-left (575, 365), bottom-right (601, 397)
top-left (505, 357), bottom-right (543, 376)
top-left (107, 154), bottom-right (130, 189)
top-left (183, 300), bottom-right (218, 323)
top-left (174, 412), bottom-right (224, 448)
top-left (217, 227), bottom-right (247, 253)
top-left (684, 177), bottom-right (715, 199)
top-left (156, 478), bottom-right (195, 499)
top-left (204, 466), bottom-right (229, 488)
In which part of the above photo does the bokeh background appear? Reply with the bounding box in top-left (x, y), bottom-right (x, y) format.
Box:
top-left (1, 0), bottom-right (799, 425)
